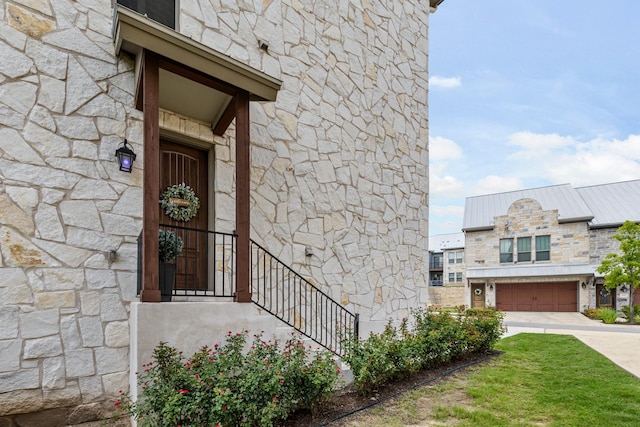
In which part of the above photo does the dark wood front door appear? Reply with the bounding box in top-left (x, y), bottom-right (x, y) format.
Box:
top-left (160, 140), bottom-right (208, 291)
top-left (596, 284), bottom-right (614, 308)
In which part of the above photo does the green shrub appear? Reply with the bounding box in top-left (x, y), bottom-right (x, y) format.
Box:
top-left (598, 308), bottom-right (619, 324)
top-left (117, 331), bottom-right (339, 427)
top-left (621, 304), bottom-right (640, 321)
top-left (583, 308), bottom-right (601, 320)
top-left (342, 307), bottom-right (505, 393)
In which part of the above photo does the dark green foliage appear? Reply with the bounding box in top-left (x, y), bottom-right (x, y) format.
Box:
top-left (117, 331), bottom-right (339, 427)
top-left (342, 307), bottom-right (505, 393)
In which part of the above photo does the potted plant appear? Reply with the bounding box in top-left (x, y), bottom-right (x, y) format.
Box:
top-left (158, 229), bottom-right (183, 301)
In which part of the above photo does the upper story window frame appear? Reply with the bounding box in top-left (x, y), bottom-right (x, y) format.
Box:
top-left (517, 237), bottom-right (532, 262)
top-left (447, 250), bottom-right (464, 264)
top-left (499, 238), bottom-right (513, 263)
top-left (536, 235), bottom-right (551, 261)
top-left (117, 0), bottom-right (178, 30)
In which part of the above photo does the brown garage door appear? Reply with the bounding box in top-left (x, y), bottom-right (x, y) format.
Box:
top-left (496, 282), bottom-right (577, 312)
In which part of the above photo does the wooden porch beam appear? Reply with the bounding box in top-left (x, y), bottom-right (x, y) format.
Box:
top-left (141, 49), bottom-right (161, 302)
top-left (212, 97), bottom-right (236, 136)
top-left (235, 90), bottom-right (251, 303)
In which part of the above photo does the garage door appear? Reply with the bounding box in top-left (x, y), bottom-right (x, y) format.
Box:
top-left (496, 282), bottom-right (577, 312)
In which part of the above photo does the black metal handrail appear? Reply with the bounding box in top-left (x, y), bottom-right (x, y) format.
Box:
top-left (137, 226), bottom-right (237, 297)
top-left (250, 239), bottom-right (359, 356)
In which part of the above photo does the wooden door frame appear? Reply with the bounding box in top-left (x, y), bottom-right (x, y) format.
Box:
top-left (139, 49), bottom-right (252, 302)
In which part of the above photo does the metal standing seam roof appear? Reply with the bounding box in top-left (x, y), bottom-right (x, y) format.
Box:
top-left (429, 232), bottom-right (465, 251)
top-left (575, 179), bottom-right (640, 228)
top-left (466, 263), bottom-right (599, 279)
top-left (462, 183), bottom-right (594, 231)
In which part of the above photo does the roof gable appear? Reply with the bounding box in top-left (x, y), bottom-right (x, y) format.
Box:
top-left (462, 183), bottom-right (593, 231)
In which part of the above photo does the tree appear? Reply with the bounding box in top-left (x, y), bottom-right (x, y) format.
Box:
top-left (597, 220), bottom-right (640, 324)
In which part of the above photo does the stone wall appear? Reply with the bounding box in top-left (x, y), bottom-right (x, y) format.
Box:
top-left (429, 285), bottom-right (465, 308)
top-left (0, 0), bottom-right (141, 422)
top-left (0, 0), bottom-right (431, 422)
top-left (176, 0), bottom-right (432, 325)
top-left (589, 227), bottom-right (620, 265)
top-left (465, 198), bottom-right (591, 266)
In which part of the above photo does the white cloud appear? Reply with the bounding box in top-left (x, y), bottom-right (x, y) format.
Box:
top-left (543, 135), bottom-right (640, 186)
top-left (430, 136), bottom-right (463, 160)
top-left (509, 131), bottom-right (573, 152)
top-left (507, 132), bottom-right (640, 187)
top-left (430, 205), bottom-right (465, 217)
top-left (430, 174), bottom-right (464, 196)
top-left (471, 175), bottom-right (523, 196)
top-left (429, 76), bottom-right (462, 89)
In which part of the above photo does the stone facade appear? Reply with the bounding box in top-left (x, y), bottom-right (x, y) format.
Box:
top-left (0, 0), bottom-right (432, 422)
top-left (465, 199), bottom-right (591, 266)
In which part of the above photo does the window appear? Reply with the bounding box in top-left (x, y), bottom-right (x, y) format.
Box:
top-left (456, 272), bottom-right (462, 282)
top-left (448, 273), bottom-right (455, 283)
top-left (448, 251), bottom-right (463, 264)
top-left (536, 235), bottom-right (550, 261)
top-left (517, 237), bottom-right (531, 262)
top-left (118, 0), bottom-right (177, 29)
top-left (499, 238), bottom-right (513, 263)
top-left (431, 254), bottom-right (443, 269)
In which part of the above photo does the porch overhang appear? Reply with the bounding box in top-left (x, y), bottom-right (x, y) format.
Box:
top-left (113, 5), bottom-right (281, 132)
top-left (466, 263), bottom-right (599, 280)
top-left (113, 6), bottom-right (281, 303)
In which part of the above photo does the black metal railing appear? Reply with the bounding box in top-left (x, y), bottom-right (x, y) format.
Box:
top-left (137, 226), bottom-right (237, 297)
top-left (250, 239), bottom-right (359, 356)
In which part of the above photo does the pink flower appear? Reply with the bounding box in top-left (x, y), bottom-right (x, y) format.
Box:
top-left (115, 401), bottom-right (121, 408)
top-left (178, 389), bottom-right (189, 394)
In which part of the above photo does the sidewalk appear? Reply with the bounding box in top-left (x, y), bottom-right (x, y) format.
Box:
top-left (502, 312), bottom-right (640, 379)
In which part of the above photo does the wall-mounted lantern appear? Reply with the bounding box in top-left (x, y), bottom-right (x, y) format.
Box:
top-left (621, 285), bottom-right (628, 293)
top-left (115, 139), bottom-right (136, 173)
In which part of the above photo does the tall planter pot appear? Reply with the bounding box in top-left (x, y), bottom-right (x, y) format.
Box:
top-left (159, 263), bottom-right (176, 302)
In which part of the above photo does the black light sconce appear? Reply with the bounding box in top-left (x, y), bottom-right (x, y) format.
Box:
top-left (489, 284), bottom-right (494, 291)
top-left (581, 282), bottom-right (587, 289)
top-left (621, 285), bottom-right (628, 293)
top-left (115, 139), bottom-right (136, 173)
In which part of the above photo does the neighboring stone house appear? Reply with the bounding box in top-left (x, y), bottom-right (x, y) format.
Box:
top-left (428, 232), bottom-right (465, 306)
top-left (462, 180), bottom-right (640, 311)
top-left (0, 0), bottom-right (443, 424)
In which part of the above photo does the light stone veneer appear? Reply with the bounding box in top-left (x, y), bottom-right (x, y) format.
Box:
top-left (0, 0), bottom-right (431, 422)
top-left (465, 199), bottom-right (591, 266)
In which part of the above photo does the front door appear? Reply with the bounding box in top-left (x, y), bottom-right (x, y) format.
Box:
top-left (160, 140), bottom-right (208, 291)
top-left (471, 283), bottom-right (485, 308)
top-left (596, 283), bottom-right (614, 308)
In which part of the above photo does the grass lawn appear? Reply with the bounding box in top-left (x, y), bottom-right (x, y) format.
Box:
top-left (343, 333), bottom-right (640, 427)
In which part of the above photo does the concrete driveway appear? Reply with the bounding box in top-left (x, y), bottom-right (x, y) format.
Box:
top-left (502, 312), bottom-right (640, 379)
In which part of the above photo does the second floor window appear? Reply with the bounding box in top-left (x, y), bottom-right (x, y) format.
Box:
top-left (517, 237), bottom-right (531, 262)
top-left (448, 251), bottom-right (463, 264)
top-left (448, 272), bottom-right (455, 283)
top-left (456, 272), bottom-right (462, 282)
top-left (118, 0), bottom-right (177, 29)
top-left (500, 238), bottom-right (513, 263)
top-left (536, 235), bottom-right (550, 261)
top-left (432, 254), bottom-right (443, 269)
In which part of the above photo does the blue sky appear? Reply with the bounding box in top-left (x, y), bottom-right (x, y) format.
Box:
top-left (428, 0), bottom-right (640, 236)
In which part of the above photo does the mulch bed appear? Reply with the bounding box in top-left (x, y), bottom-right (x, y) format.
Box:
top-left (279, 350), bottom-right (501, 426)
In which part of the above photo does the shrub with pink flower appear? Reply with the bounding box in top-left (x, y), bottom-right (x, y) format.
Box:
top-left (116, 331), bottom-right (340, 426)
